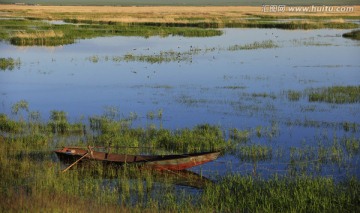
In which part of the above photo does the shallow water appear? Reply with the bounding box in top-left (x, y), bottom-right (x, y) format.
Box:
top-left (1, 28), bottom-right (360, 179)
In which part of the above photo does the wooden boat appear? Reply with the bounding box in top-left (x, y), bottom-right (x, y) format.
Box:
top-left (54, 147), bottom-right (220, 171)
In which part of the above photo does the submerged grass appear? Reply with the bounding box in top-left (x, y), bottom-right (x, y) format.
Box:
top-left (0, 57), bottom-right (21, 71)
top-left (237, 144), bottom-right (273, 162)
top-left (309, 85), bottom-right (360, 104)
top-left (228, 40), bottom-right (278, 51)
top-left (286, 90), bottom-right (302, 101)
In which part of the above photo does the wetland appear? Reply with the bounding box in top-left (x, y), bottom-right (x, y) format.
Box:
top-left (0, 5), bottom-right (360, 212)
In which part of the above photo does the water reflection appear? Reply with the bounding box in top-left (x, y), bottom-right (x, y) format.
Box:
top-left (58, 159), bottom-right (213, 189)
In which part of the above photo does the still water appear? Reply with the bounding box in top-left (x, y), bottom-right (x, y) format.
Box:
top-left (1, 28), bottom-right (359, 178)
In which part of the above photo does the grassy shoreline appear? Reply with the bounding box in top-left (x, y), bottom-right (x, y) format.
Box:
top-left (1, 5), bottom-right (359, 46)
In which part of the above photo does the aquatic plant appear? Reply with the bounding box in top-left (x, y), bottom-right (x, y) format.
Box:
top-left (219, 86), bottom-right (247, 90)
top-left (343, 29), bottom-right (360, 40)
top-left (201, 175), bottom-right (360, 212)
top-left (237, 144), bottom-right (273, 162)
top-left (308, 85), bottom-right (360, 104)
top-left (0, 57), bottom-right (21, 71)
top-left (228, 40), bottom-right (278, 51)
top-left (341, 136), bottom-right (360, 156)
top-left (286, 90), bottom-right (302, 101)
top-left (251, 92), bottom-right (277, 99)
top-left (48, 110), bottom-right (70, 134)
top-left (0, 113), bottom-right (22, 133)
top-left (11, 100), bottom-right (29, 119)
top-left (0, 19), bottom-right (222, 46)
top-left (229, 128), bottom-right (250, 143)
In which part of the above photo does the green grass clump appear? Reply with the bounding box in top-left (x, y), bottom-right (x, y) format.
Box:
top-left (229, 128), bottom-right (250, 143)
top-left (0, 113), bottom-right (23, 133)
top-left (251, 92), bottom-right (277, 99)
top-left (0, 57), bottom-right (21, 71)
top-left (120, 51), bottom-right (192, 64)
top-left (228, 40), bottom-right (278, 51)
top-left (309, 86), bottom-right (360, 104)
top-left (219, 86), bottom-right (247, 90)
top-left (88, 48), bottom-right (203, 64)
top-left (201, 175), bottom-right (360, 212)
top-left (238, 144), bottom-right (273, 162)
top-left (341, 136), bottom-right (360, 156)
top-left (287, 90), bottom-right (302, 101)
top-left (343, 29), bottom-right (360, 40)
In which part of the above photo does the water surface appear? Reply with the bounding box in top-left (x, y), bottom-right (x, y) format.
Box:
top-left (1, 28), bottom-right (359, 178)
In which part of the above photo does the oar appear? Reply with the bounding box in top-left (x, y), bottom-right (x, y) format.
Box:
top-left (61, 152), bottom-right (89, 173)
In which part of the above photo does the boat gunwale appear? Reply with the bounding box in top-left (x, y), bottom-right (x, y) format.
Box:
top-left (54, 147), bottom-right (220, 163)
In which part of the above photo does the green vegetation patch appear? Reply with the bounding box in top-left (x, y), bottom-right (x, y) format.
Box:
top-left (0, 19), bottom-right (222, 46)
top-left (201, 175), bottom-right (360, 212)
top-left (228, 40), bottom-right (278, 51)
top-left (0, 57), bottom-right (21, 71)
top-left (119, 50), bottom-right (193, 64)
top-left (286, 90), bottom-right (302, 101)
top-left (309, 86), bottom-right (360, 104)
top-left (237, 144), bottom-right (273, 161)
top-left (343, 30), bottom-right (360, 40)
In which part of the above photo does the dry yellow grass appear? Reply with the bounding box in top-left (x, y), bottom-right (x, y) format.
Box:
top-left (13, 30), bottom-right (64, 38)
top-left (1, 5), bottom-right (359, 24)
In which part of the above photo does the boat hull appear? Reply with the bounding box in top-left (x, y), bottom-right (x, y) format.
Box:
top-left (54, 147), bottom-right (220, 171)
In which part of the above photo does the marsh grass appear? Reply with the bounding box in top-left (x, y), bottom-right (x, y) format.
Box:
top-left (121, 51), bottom-right (193, 64)
top-left (87, 48), bottom-right (204, 64)
top-left (251, 92), bottom-right (277, 99)
top-left (341, 136), bottom-right (360, 157)
top-left (291, 38), bottom-right (332, 46)
top-left (1, 101), bottom-right (359, 211)
top-left (237, 144), bottom-right (273, 162)
top-left (308, 85), bottom-right (360, 104)
top-left (201, 175), bottom-right (360, 212)
top-left (1, 9), bottom-right (358, 47)
top-left (228, 40), bottom-right (278, 51)
top-left (0, 19), bottom-right (222, 46)
top-left (0, 102), bottom-right (359, 212)
top-left (287, 135), bottom-right (358, 176)
top-left (286, 90), bottom-right (302, 101)
top-left (229, 128), bottom-right (250, 143)
top-left (0, 57), bottom-right (21, 71)
top-left (219, 86), bottom-right (247, 90)
top-left (343, 29), bottom-right (360, 40)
